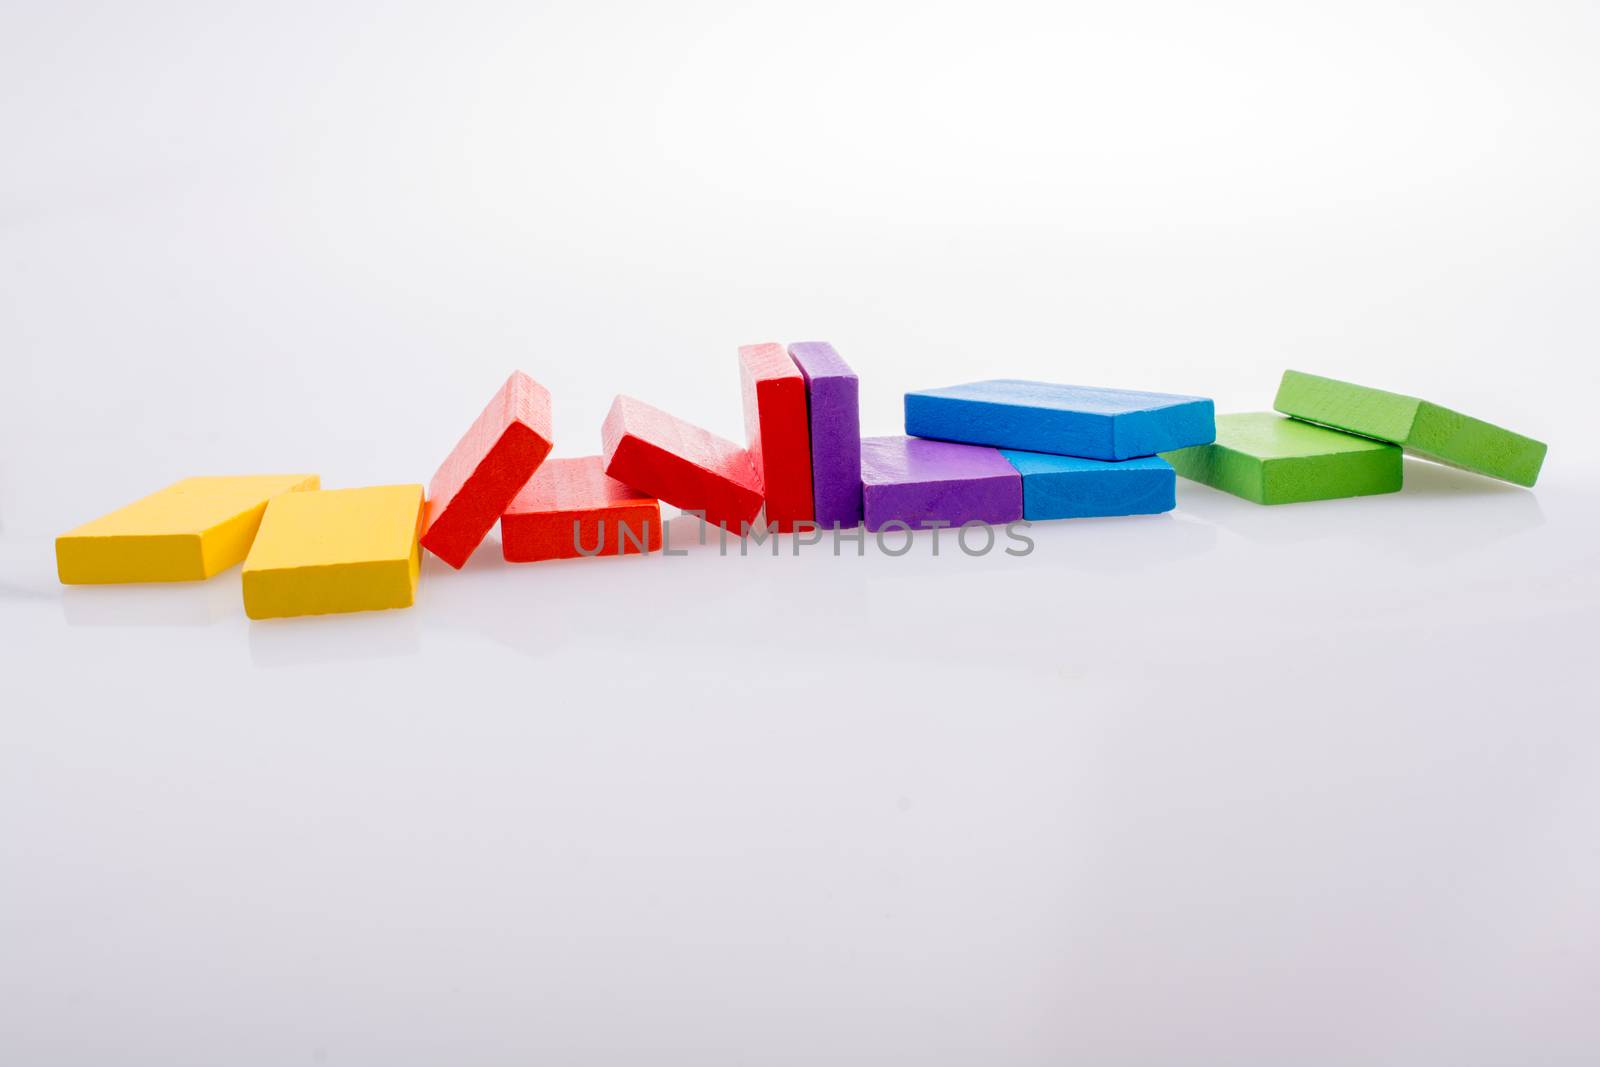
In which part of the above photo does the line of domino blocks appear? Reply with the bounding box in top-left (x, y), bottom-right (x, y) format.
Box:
top-left (52, 353), bottom-right (1553, 619)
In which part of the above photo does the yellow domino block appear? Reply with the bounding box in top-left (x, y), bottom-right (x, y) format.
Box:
top-left (56, 474), bottom-right (320, 584)
top-left (242, 484), bottom-right (425, 620)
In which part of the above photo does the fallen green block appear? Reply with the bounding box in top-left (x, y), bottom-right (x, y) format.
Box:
top-left (1162, 413), bottom-right (1402, 504)
top-left (1274, 370), bottom-right (1547, 487)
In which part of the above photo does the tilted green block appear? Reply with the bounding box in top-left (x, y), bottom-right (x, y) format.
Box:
top-left (1273, 370), bottom-right (1547, 487)
top-left (1161, 413), bottom-right (1402, 504)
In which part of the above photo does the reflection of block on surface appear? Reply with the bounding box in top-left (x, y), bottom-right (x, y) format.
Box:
top-left (1161, 413), bottom-right (1402, 505)
top-left (905, 379), bottom-right (1214, 460)
top-left (739, 342), bottom-right (814, 532)
top-left (1273, 369), bottom-right (1547, 487)
top-left (56, 474), bottom-right (319, 584)
top-left (788, 341), bottom-right (862, 529)
top-left (242, 485), bottom-right (424, 619)
top-left (1000, 451), bottom-right (1175, 519)
top-left (501, 456), bottom-right (661, 562)
top-left (421, 371), bottom-right (554, 569)
top-left (860, 436), bottom-right (1021, 532)
top-left (600, 395), bottom-right (763, 530)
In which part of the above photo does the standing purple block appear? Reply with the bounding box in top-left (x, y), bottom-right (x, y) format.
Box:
top-left (787, 341), bottom-right (862, 528)
top-left (860, 436), bottom-right (1022, 532)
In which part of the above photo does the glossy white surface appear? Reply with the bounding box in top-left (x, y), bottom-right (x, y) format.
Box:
top-left (4, 2), bottom-right (1599, 1064)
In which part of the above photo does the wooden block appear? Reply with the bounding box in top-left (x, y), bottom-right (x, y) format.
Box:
top-left (421, 371), bottom-right (554, 569)
top-left (739, 343), bottom-right (814, 532)
top-left (1161, 413), bottom-right (1402, 504)
top-left (788, 341), bottom-right (863, 528)
top-left (56, 474), bottom-right (319, 584)
top-left (1274, 369), bottom-right (1548, 487)
top-left (242, 485), bottom-right (424, 619)
top-left (904, 379), bottom-right (1214, 460)
top-left (600, 395), bottom-right (763, 530)
top-left (999, 451), bottom-right (1175, 519)
top-left (501, 456), bottom-right (662, 562)
top-left (860, 435), bottom-right (1021, 532)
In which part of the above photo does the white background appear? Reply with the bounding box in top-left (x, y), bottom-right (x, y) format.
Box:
top-left (3, 2), bottom-right (1598, 1064)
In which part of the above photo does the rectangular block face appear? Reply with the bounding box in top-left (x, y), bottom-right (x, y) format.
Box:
top-left (739, 343), bottom-right (814, 532)
top-left (242, 485), bottom-right (424, 619)
top-left (860, 436), bottom-right (1021, 532)
top-left (600, 395), bottom-right (764, 530)
top-left (422, 371), bottom-right (554, 569)
top-left (1161, 413), bottom-right (1402, 505)
top-left (904, 379), bottom-right (1215, 460)
top-left (501, 456), bottom-right (662, 562)
top-left (56, 474), bottom-right (320, 584)
top-left (788, 341), bottom-right (863, 528)
top-left (999, 451), bottom-right (1175, 520)
top-left (1274, 369), bottom-right (1548, 487)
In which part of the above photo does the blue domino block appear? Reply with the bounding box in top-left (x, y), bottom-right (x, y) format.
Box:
top-left (999, 451), bottom-right (1176, 519)
top-left (904, 380), bottom-right (1215, 460)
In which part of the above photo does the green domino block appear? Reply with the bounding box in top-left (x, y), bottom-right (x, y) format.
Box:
top-left (1274, 370), bottom-right (1547, 487)
top-left (1161, 413), bottom-right (1402, 504)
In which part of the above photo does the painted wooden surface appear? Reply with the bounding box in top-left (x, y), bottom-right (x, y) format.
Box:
top-left (501, 456), bottom-right (661, 562)
top-left (1162, 413), bottom-right (1402, 505)
top-left (601, 395), bottom-right (763, 531)
top-left (860, 435), bottom-right (1021, 531)
top-left (421, 371), bottom-right (554, 569)
top-left (56, 474), bottom-right (319, 584)
top-left (738, 342), bottom-right (814, 532)
top-left (905, 379), bottom-right (1214, 460)
top-left (788, 341), bottom-right (862, 529)
top-left (1274, 370), bottom-right (1547, 487)
top-left (1000, 452), bottom-right (1175, 519)
top-left (242, 484), bottom-right (424, 619)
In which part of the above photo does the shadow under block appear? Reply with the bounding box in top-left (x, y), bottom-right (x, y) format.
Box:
top-left (242, 485), bottom-right (424, 619)
top-left (601, 395), bottom-right (763, 530)
top-left (739, 343), bottom-right (814, 532)
top-left (999, 451), bottom-right (1175, 519)
top-left (860, 436), bottom-right (1022, 532)
top-left (788, 341), bottom-right (863, 529)
top-left (56, 474), bottom-right (320, 584)
top-left (501, 456), bottom-right (662, 562)
top-left (1161, 413), bottom-right (1402, 505)
top-left (421, 370), bottom-right (554, 569)
top-left (1273, 369), bottom-right (1548, 487)
top-left (904, 379), bottom-right (1215, 460)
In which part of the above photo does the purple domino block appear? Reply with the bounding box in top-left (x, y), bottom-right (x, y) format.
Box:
top-left (787, 341), bottom-right (862, 528)
top-left (860, 435), bottom-right (1022, 532)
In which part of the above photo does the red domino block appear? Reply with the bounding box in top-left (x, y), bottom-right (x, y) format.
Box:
top-left (600, 395), bottom-right (763, 530)
top-left (501, 456), bottom-right (661, 562)
top-left (421, 371), bottom-right (554, 568)
top-left (738, 343), bottom-right (814, 532)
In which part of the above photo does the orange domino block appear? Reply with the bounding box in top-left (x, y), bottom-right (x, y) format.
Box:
top-left (739, 343), bottom-right (814, 532)
top-left (600, 395), bottom-right (763, 530)
top-left (421, 371), bottom-right (553, 569)
top-left (501, 456), bottom-right (662, 562)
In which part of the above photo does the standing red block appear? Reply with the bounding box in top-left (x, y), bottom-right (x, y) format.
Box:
top-left (738, 342), bottom-right (814, 532)
top-left (600, 395), bottom-right (763, 530)
top-left (421, 371), bottom-right (554, 569)
top-left (501, 456), bottom-right (661, 562)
